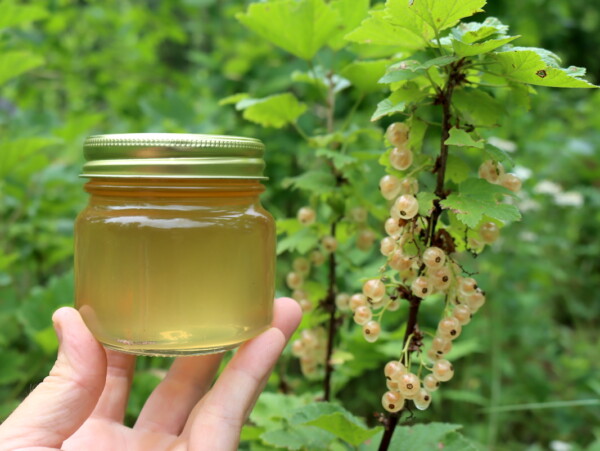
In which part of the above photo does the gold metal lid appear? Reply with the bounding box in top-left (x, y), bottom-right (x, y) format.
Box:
top-left (81, 133), bottom-right (266, 179)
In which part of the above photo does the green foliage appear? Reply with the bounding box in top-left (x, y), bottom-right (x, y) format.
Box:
top-left (236, 94), bottom-right (307, 128)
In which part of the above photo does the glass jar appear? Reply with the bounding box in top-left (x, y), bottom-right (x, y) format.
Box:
top-left (75, 134), bottom-right (275, 356)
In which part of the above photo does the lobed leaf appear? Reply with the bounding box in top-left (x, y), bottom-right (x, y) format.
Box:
top-left (236, 93), bottom-right (307, 128)
top-left (0, 50), bottom-right (44, 86)
top-left (445, 127), bottom-right (484, 149)
top-left (0, 1), bottom-right (48, 30)
top-left (328, 0), bottom-right (369, 50)
top-left (340, 60), bottom-right (388, 93)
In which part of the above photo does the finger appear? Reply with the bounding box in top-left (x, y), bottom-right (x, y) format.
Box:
top-left (0, 307), bottom-right (107, 450)
top-left (90, 349), bottom-right (136, 423)
top-left (134, 352), bottom-right (224, 435)
top-left (186, 297), bottom-right (301, 450)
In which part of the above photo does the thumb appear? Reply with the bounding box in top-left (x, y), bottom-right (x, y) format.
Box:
top-left (0, 307), bottom-right (107, 450)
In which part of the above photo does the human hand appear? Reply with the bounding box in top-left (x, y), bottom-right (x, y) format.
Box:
top-left (0, 297), bottom-right (302, 451)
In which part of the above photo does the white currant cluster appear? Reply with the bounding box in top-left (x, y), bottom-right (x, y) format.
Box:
top-left (290, 327), bottom-right (327, 377)
top-left (479, 159), bottom-right (522, 193)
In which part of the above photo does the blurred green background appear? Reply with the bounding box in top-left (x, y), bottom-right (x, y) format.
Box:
top-left (0, 1), bottom-right (598, 450)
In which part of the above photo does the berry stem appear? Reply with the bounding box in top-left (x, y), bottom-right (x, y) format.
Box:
top-left (323, 221), bottom-right (338, 402)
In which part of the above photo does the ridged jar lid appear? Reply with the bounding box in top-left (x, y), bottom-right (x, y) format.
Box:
top-left (81, 133), bottom-right (266, 179)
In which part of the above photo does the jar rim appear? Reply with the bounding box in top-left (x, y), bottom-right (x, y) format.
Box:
top-left (81, 133), bottom-right (267, 179)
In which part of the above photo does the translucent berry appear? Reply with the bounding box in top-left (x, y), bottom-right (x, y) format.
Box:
top-left (393, 194), bottom-right (419, 220)
top-left (397, 372), bottom-right (421, 398)
top-left (387, 299), bottom-right (400, 311)
top-left (357, 229), bottom-right (376, 251)
top-left (300, 330), bottom-right (318, 349)
top-left (414, 388), bottom-right (432, 410)
top-left (310, 250), bottom-right (326, 266)
top-left (390, 250), bottom-right (412, 271)
top-left (382, 390), bottom-right (405, 413)
top-left (362, 320), bottom-right (381, 343)
top-left (299, 299), bottom-right (312, 312)
top-left (297, 206), bottom-right (316, 225)
top-left (286, 272), bottom-right (303, 290)
top-left (350, 207), bottom-right (368, 223)
top-left (292, 257), bottom-right (311, 275)
top-left (386, 122), bottom-right (410, 147)
top-left (353, 306), bottom-right (372, 325)
top-left (479, 222), bottom-right (500, 244)
top-left (291, 339), bottom-right (304, 357)
top-left (458, 277), bottom-right (478, 294)
top-left (386, 379), bottom-right (400, 391)
top-left (478, 160), bottom-right (505, 183)
top-left (437, 317), bottom-right (462, 340)
top-left (453, 304), bottom-right (472, 325)
top-left (380, 236), bottom-right (396, 256)
top-left (466, 289), bottom-right (486, 312)
top-left (431, 336), bottom-right (453, 356)
top-left (422, 246), bottom-right (446, 269)
top-left (432, 359), bottom-right (454, 382)
top-left (499, 173), bottom-right (522, 192)
top-left (379, 175), bottom-right (402, 200)
top-left (399, 177), bottom-right (419, 195)
top-left (384, 360), bottom-right (407, 380)
top-left (292, 289), bottom-right (307, 301)
top-left (423, 374), bottom-right (440, 392)
top-left (389, 146), bottom-right (413, 171)
top-left (349, 294), bottom-right (368, 311)
top-left (368, 296), bottom-right (386, 310)
top-left (431, 266), bottom-right (452, 291)
top-left (411, 276), bottom-right (432, 298)
top-left (322, 235), bottom-right (338, 253)
top-left (363, 279), bottom-right (386, 301)
top-left (335, 293), bottom-right (351, 312)
top-left (427, 348), bottom-right (442, 361)
top-left (385, 217), bottom-right (401, 236)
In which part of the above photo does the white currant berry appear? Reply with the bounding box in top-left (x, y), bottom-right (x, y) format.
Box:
top-left (291, 339), bottom-right (304, 357)
top-left (310, 250), bottom-right (326, 266)
top-left (350, 207), bottom-right (368, 223)
top-left (299, 299), bottom-right (312, 312)
top-left (423, 374), bottom-right (441, 392)
top-left (368, 296), bottom-right (386, 310)
top-left (399, 177), bottom-right (419, 195)
top-left (335, 293), bottom-right (350, 311)
top-left (438, 317), bottom-right (462, 340)
top-left (431, 335), bottom-right (453, 356)
top-left (286, 272), bottom-right (304, 290)
top-left (427, 348), bottom-right (442, 361)
top-left (363, 279), bottom-right (386, 301)
top-left (379, 174), bottom-right (402, 200)
top-left (458, 277), bottom-right (478, 293)
top-left (478, 160), bottom-right (505, 183)
top-left (300, 330), bottom-right (318, 349)
top-left (389, 146), bottom-right (413, 171)
top-left (479, 222), bottom-right (500, 244)
top-left (292, 257), bottom-right (311, 275)
top-left (384, 360), bottom-right (407, 380)
top-left (321, 235), bottom-right (338, 253)
top-left (386, 379), bottom-right (400, 391)
top-left (453, 304), bottom-right (472, 325)
top-left (389, 250), bottom-right (412, 271)
top-left (386, 122), bottom-right (410, 146)
top-left (499, 173), bottom-right (522, 192)
top-left (357, 229), bottom-right (376, 251)
top-left (414, 388), bottom-right (432, 410)
top-left (349, 293), bottom-right (368, 311)
top-left (393, 194), bottom-right (419, 220)
top-left (353, 306), bottom-right (372, 325)
top-left (297, 206), bottom-right (316, 225)
top-left (387, 299), bottom-right (400, 311)
top-left (362, 320), bottom-right (381, 343)
top-left (432, 359), bottom-right (454, 382)
top-left (380, 236), bottom-right (396, 256)
top-left (291, 289), bottom-right (307, 301)
top-left (397, 372), bottom-right (420, 398)
top-left (466, 289), bottom-right (486, 312)
top-left (382, 390), bottom-right (405, 413)
top-left (384, 217), bottom-right (401, 236)
top-left (411, 276), bottom-right (432, 298)
top-left (431, 266), bottom-right (452, 291)
top-left (422, 246), bottom-right (446, 269)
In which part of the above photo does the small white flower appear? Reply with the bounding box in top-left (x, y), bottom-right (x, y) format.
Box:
top-left (554, 191), bottom-right (584, 207)
top-left (550, 440), bottom-right (572, 451)
top-left (513, 165), bottom-right (532, 180)
top-left (534, 180), bottom-right (563, 195)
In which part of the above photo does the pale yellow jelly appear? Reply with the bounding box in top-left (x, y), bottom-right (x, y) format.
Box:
top-left (75, 179), bottom-right (275, 356)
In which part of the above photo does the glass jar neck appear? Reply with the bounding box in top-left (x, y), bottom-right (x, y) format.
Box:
top-left (84, 178), bottom-right (265, 199)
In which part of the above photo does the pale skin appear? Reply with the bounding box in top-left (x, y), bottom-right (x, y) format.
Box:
top-left (0, 297), bottom-right (302, 451)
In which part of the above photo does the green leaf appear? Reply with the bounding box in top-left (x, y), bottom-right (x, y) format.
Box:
top-left (0, 50), bottom-right (44, 85)
top-left (387, 423), bottom-right (464, 450)
top-left (277, 227), bottom-right (320, 255)
top-left (453, 89), bottom-right (503, 127)
top-left (219, 93), bottom-right (249, 106)
top-left (446, 155), bottom-right (471, 183)
top-left (261, 425), bottom-right (335, 450)
top-left (451, 17), bottom-right (509, 43)
top-left (489, 49), bottom-right (598, 88)
top-left (328, 0), bottom-right (369, 50)
top-left (236, 0), bottom-right (340, 60)
top-left (407, 0), bottom-right (487, 34)
top-left (484, 144), bottom-right (514, 166)
top-left (371, 82), bottom-right (426, 121)
top-left (290, 403), bottom-right (381, 446)
top-left (441, 178), bottom-right (521, 228)
top-left (379, 56), bottom-right (459, 84)
top-left (340, 60), bottom-right (388, 93)
top-left (417, 192), bottom-right (437, 216)
top-left (0, 1), bottom-right (48, 29)
top-left (345, 10), bottom-right (426, 50)
top-left (443, 432), bottom-right (484, 451)
top-left (236, 93), bottom-right (307, 128)
top-left (452, 35), bottom-right (519, 57)
top-left (445, 127), bottom-right (484, 149)
top-left (250, 393), bottom-right (311, 428)
top-left (282, 170), bottom-right (336, 195)
top-left (407, 115), bottom-right (428, 153)
top-left (315, 149), bottom-right (358, 169)
top-left (291, 66), bottom-right (350, 93)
